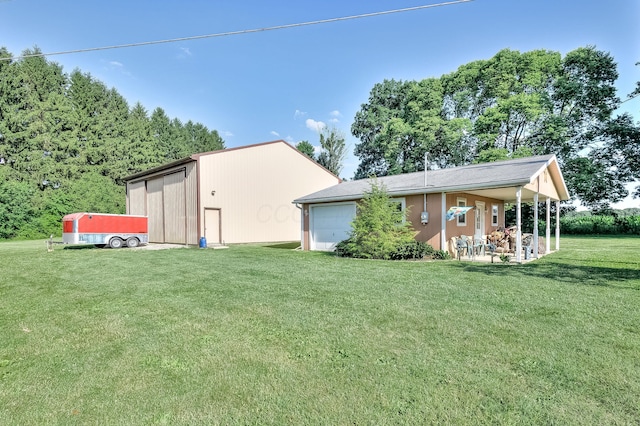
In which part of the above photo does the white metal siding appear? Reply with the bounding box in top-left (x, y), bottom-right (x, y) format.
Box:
top-left (198, 142), bottom-right (340, 244)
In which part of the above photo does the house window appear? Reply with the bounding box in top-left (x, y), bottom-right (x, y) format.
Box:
top-left (492, 204), bottom-right (499, 226)
top-left (457, 197), bottom-right (467, 226)
top-left (390, 198), bottom-right (406, 224)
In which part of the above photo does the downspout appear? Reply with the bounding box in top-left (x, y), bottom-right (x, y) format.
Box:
top-left (295, 203), bottom-right (304, 250)
top-left (516, 186), bottom-right (522, 263)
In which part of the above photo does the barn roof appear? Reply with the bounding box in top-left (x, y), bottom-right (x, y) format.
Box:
top-left (294, 154), bottom-right (570, 204)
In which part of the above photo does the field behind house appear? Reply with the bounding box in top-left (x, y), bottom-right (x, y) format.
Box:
top-left (1, 236), bottom-right (639, 424)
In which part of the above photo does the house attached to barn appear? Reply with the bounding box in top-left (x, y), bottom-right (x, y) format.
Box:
top-left (293, 154), bottom-right (570, 262)
top-left (124, 140), bottom-right (340, 246)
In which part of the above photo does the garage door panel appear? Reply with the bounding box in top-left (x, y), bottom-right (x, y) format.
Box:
top-left (163, 171), bottom-right (186, 244)
top-left (147, 177), bottom-right (164, 243)
top-left (310, 203), bottom-right (356, 251)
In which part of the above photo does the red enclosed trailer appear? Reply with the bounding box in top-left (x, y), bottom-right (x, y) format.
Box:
top-left (62, 213), bottom-right (148, 248)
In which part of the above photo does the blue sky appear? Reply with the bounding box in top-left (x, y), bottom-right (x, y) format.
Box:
top-left (2, 0), bottom-right (639, 207)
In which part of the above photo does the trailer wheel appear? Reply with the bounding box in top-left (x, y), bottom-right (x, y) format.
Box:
top-left (126, 237), bottom-right (140, 248)
top-left (109, 237), bottom-right (124, 249)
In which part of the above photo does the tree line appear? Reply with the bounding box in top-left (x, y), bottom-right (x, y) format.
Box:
top-left (350, 46), bottom-right (640, 212)
top-left (0, 47), bottom-right (225, 239)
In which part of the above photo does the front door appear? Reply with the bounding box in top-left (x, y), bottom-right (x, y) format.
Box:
top-left (204, 208), bottom-right (221, 245)
top-left (475, 201), bottom-right (485, 238)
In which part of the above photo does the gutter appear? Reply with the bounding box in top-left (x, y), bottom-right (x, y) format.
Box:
top-left (294, 181), bottom-right (535, 205)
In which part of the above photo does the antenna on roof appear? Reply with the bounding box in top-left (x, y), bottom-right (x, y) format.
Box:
top-left (424, 152), bottom-right (428, 187)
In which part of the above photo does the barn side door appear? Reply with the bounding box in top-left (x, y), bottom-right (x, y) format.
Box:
top-left (204, 208), bottom-right (221, 245)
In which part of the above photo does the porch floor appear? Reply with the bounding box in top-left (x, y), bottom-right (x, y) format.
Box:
top-left (453, 250), bottom-right (553, 264)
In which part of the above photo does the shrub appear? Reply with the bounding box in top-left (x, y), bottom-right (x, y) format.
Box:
top-left (389, 240), bottom-right (434, 260)
top-left (430, 250), bottom-right (451, 260)
top-left (337, 180), bottom-right (417, 260)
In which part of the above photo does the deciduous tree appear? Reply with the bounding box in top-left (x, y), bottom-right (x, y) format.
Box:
top-left (352, 47), bottom-right (640, 209)
top-left (317, 127), bottom-right (347, 176)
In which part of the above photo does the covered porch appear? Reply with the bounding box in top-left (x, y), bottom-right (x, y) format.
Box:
top-left (439, 157), bottom-right (569, 263)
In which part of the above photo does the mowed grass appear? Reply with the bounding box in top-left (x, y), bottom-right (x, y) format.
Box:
top-left (1, 237), bottom-right (639, 424)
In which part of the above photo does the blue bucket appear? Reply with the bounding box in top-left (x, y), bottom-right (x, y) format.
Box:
top-left (199, 236), bottom-right (207, 249)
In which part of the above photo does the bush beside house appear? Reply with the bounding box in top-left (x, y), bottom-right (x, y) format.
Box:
top-left (335, 181), bottom-right (445, 260)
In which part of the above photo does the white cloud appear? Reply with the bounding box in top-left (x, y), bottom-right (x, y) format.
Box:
top-left (328, 110), bottom-right (341, 124)
top-left (104, 60), bottom-right (131, 77)
top-left (270, 131), bottom-right (280, 137)
top-left (306, 118), bottom-right (326, 133)
top-left (222, 131), bottom-right (234, 137)
top-left (180, 47), bottom-right (192, 56)
top-left (294, 109), bottom-right (307, 119)
top-left (285, 135), bottom-right (294, 143)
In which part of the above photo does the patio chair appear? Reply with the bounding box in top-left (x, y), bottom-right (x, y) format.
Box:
top-left (522, 234), bottom-right (533, 260)
top-left (456, 237), bottom-right (469, 260)
top-left (472, 237), bottom-right (485, 257)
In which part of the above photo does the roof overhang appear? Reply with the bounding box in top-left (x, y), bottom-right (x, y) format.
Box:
top-left (123, 156), bottom-right (195, 182)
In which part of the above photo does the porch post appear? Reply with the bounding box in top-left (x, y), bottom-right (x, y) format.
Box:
top-left (555, 200), bottom-right (560, 251)
top-left (516, 186), bottom-right (522, 263)
top-left (533, 192), bottom-right (539, 258)
top-left (546, 197), bottom-right (551, 253)
top-left (441, 192), bottom-right (446, 252)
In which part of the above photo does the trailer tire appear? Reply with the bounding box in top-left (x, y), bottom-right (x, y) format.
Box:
top-left (109, 237), bottom-right (124, 249)
top-left (126, 237), bottom-right (140, 248)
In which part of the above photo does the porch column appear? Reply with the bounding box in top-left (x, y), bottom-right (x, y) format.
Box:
top-left (555, 200), bottom-right (560, 251)
top-left (516, 186), bottom-right (522, 263)
top-left (533, 192), bottom-right (539, 258)
top-left (440, 192), bottom-right (446, 251)
top-left (546, 197), bottom-right (551, 253)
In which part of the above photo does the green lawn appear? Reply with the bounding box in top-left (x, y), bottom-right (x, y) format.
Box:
top-left (1, 237), bottom-right (639, 424)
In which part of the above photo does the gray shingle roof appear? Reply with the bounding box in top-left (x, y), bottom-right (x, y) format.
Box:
top-left (294, 154), bottom-right (562, 203)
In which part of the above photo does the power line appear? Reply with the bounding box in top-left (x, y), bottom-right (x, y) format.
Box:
top-left (1, 0), bottom-right (473, 61)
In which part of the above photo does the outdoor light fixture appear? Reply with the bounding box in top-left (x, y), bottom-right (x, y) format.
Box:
top-left (211, 190), bottom-right (216, 196)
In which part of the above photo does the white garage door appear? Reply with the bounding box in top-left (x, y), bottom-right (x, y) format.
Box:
top-left (310, 203), bottom-right (356, 251)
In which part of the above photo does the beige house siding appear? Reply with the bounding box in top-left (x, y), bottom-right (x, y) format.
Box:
top-left (405, 193), bottom-right (443, 249)
top-left (444, 193), bottom-right (504, 238)
top-left (197, 141), bottom-right (340, 244)
top-left (525, 168), bottom-right (561, 200)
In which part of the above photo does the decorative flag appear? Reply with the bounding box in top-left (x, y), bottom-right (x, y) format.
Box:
top-left (446, 206), bottom-right (473, 221)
